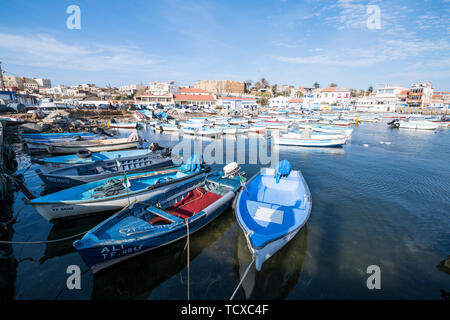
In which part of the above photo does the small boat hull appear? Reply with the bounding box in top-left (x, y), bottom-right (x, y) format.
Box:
top-left (28, 162), bottom-right (209, 221)
top-left (235, 164), bottom-right (312, 271)
top-left (273, 136), bottom-right (346, 147)
top-left (35, 149), bottom-right (154, 171)
top-left (45, 138), bottom-right (139, 154)
top-left (73, 171), bottom-right (242, 273)
top-left (37, 151), bottom-right (173, 189)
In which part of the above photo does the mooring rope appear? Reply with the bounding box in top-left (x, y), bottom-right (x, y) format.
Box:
top-left (229, 258), bottom-right (255, 300)
top-left (185, 218), bottom-right (191, 300)
top-left (0, 230), bottom-right (89, 245)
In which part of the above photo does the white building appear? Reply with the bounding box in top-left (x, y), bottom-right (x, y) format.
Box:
top-left (34, 78), bottom-right (52, 88)
top-left (354, 85), bottom-right (409, 112)
top-left (315, 87), bottom-right (351, 106)
top-left (407, 82), bottom-right (434, 108)
top-left (119, 84), bottom-right (146, 95)
top-left (216, 96), bottom-right (258, 110)
top-left (269, 96), bottom-right (290, 109)
top-left (147, 80), bottom-right (179, 95)
top-left (288, 98), bottom-right (304, 109)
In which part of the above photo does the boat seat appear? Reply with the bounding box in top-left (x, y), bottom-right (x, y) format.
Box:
top-left (96, 166), bottom-right (105, 174)
top-left (146, 206), bottom-right (177, 223)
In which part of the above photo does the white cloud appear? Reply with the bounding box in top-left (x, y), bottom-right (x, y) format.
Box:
top-left (0, 33), bottom-right (160, 72)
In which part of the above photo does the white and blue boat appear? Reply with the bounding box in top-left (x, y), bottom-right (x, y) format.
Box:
top-left (272, 135), bottom-right (347, 147)
top-left (20, 132), bottom-right (97, 140)
top-left (36, 148), bottom-right (173, 189)
top-left (235, 160), bottom-right (312, 271)
top-left (73, 164), bottom-right (244, 273)
top-left (34, 149), bottom-right (156, 171)
top-left (25, 155), bottom-right (208, 221)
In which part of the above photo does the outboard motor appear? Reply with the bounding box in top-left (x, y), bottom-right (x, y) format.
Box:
top-left (275, 160), bottom-right (292, 183)
top-left (222, 162), bottom-right (241, 178)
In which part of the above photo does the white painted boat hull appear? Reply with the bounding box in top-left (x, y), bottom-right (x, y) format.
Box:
top-left (30, 186), bottom-right (172, 221)
top-left (398, 121), bottom-right (440, 130)
top-left (273, 136), bottom-right (347, 147)
top-left (252, 228), bottom-right (301, 271)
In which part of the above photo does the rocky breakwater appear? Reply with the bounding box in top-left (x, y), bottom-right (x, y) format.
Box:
top-left (18, 109), bottom-right (129, 134)
top-left (0, 121), bottom-right (18, 223)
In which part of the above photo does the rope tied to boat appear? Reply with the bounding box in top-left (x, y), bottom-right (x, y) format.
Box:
top-left (185, 218), bottom-right (191, 300)
top-left (229, 258), bottom-right (255, 300)
top-left (0, 230), bottom-right (89, 245)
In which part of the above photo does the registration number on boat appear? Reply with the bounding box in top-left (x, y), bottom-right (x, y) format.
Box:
top-left (100, 245), bottom-right (143, 259)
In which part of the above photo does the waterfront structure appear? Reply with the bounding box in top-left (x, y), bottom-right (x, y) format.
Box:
top-left (430, 92), bottom-right (450, 109)
top-left (174, 88), bottom-right (216, 107)
top-left (354, 85), bottom-right (408, 112)
top-left (216, 96), bottom-right (258, 110)
top-left (119, 84), bottom-right (146, 96)
top-left (147, 81), bottom-right (179, 94)
top-left (22, 78), bottom-right (39, 91)
top-left (2, 76), bottom-right (24, 90)
top-left (135, 93), bottom-right (174, 107)
top-left (34, 78), bottom-right (52, 88)
top-left (269, 96), bottom-right (290, 109)
top-left (288, 98), bottom-right (304, 109)
top-left (193, 80), bottom-right (245, 94)
top-left (315, 87), bottom-right (351, 107)
top-left (406, 82), bottom-right (433, 108)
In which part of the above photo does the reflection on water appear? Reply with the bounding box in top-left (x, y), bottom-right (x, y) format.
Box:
top-left (233, 227), bottom-right (308, 300)
top-left (40, 214), bottom-right (113, 265)
top-left (4, 122), bottom-right (450, 299)
top-left (91, 208), bottom-right (235, 299)
top-left (0, 206), bottom-right (17, 300)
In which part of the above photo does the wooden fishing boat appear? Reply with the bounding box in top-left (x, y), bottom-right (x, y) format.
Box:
top-left (34, 149), bottom-right (156, 171)
top-left (73, 165), bottom-right (243, 273)
top-left (25, 155), bottom-right (208, 221)
top-left (36, 149), bottom-right (173, 189)
top-left (272, 135), bottom-right (347, 147)
top-left (304, 125), bottom-right (353, 137)
top-left (183, 127), bottom-right (222, 136)
top-left (44, 136), bottom-right (141, 154)
top-left (26, 135), bottom-right (101, 152)
top-left (107, 121), bottom-right (143, 129)
top-left (159, 124), bottom-right (180, 132)
top-left (397, 118), bottom-right (440, 130)
top-left (21, 132), bottom-right (97, 140)
top-left (235, 160), bottom-right (312, 271)
top-left (280, 131), bottom-right (347, 140)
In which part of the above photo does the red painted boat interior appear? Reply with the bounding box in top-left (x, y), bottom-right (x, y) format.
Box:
top-left (147, 188), bottom-right (222, 225)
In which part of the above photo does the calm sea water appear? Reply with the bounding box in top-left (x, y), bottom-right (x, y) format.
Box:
top-left (1, 121), bottom-right (449, 300)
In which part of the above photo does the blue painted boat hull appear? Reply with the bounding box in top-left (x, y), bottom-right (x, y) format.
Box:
top-left (235, 165), bottom-right (312, 271)
top-left (73, 171), bottom-right (242, 273)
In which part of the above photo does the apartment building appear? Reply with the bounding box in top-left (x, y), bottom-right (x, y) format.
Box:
top-left (406, 82), bottom-right (433, 108)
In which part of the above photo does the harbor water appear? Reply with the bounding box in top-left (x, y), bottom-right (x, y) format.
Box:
top-left (2, 122), bottom-right (449, 299)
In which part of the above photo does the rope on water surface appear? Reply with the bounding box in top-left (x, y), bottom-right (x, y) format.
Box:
top-left (229, 258), bottom-right (255, 300)
top-left (0, 230), bottom-right (89, 245)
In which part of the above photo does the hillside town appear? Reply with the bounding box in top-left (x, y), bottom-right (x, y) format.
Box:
top-left (1, 66), bottom-right (449, 114)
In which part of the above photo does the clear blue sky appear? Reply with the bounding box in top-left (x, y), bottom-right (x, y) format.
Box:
top-left (1, 0), bottom-right (449, 91)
